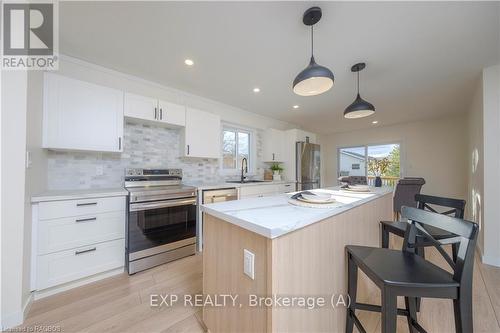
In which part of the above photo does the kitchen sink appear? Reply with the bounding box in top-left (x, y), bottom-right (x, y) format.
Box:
top-left (226, 180), bottom-right (270, 184)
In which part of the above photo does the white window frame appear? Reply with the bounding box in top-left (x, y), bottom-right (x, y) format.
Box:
top-left (220, 123), bottom-right (256, 176)
top-left (337, 142), bottom-right (403, 178)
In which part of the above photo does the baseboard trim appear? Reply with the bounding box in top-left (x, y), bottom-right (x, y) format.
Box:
top-left (481, 254), bottom-right (500, 267)
top-left (34, 267), bottom-right (124, 300)
top-left (1, 293), bottom-right (34, 330)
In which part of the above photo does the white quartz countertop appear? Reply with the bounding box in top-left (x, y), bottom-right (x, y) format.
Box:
top-left (201, 186), bottom-right (393, 239)
top-left (32, 187), bottom-right (128, 203)
top-left (186, 180), bottom-right (296, 191)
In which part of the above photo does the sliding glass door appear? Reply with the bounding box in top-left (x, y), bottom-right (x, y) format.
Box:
top-left (338, 143), bottom-right (401, 186)
top-left (338, 146), bottom-right (367, 177)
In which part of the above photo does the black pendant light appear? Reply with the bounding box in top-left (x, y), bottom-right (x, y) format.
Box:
top-left (344, 62), bottom-right (375, 119)
top-left (293, 7), bottom-right (334, 97)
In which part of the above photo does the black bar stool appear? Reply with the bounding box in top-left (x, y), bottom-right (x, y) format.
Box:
top-left (346, 206), bottom-right (478, 333)
top-left (381, 194), bottom-right (466, 260)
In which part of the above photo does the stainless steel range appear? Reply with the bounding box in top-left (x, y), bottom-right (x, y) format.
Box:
top-left (124, 168), bottom-right (197, 274)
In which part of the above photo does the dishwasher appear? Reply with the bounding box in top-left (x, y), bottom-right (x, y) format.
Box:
top-left (197, 187), bottom-right (238, 251)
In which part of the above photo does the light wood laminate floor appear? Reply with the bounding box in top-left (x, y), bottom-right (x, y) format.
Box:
top-left (18, 247), bottom-right (500, 333)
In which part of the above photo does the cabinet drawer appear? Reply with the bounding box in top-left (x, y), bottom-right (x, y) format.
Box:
top-left (278, 183), bottom-right (295, 193)
top-left (38, 196), bottom-right (125, 220)
top-left (36, 239), bottom-right (125, 290)
top-left (239, 184), bottom-right (279, 197)
top-left (38, 211), bottom-right (125, 255)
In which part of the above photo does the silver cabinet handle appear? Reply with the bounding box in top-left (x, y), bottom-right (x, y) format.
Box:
top-left (75, 247), bottom-right (96, 255)
top-left (129, 197), bottom-right (197, 212)
top-left (187, 145), bottom-right (190, 155)
top-left (272, 153), bottom-right (275, 161)
top-left (118, 137), bottom-right (122, 150)
top-left (160, 108), bottom-right (163, 120)
top-left (75, 217), bottom-right (97, 223)
top-left (154, 107), bottom-right (157, 119)
top-left (76, 202), bottom-right (97, 207)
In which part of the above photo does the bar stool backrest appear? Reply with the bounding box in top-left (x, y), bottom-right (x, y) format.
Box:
top-left (415, 194), bottom-right (466, 218)
top-left (401, 206), bottom-right (478, 286)
top-left (393, 178), bottom-right (426, 214)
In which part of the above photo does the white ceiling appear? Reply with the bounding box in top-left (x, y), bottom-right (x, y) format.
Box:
top-left (59, 2), bottom-right (499, 134)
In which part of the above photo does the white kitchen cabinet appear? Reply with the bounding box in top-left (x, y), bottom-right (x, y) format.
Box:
top-left (239, 182), bottom-right (295, 199)
top-left (287, 128), bottom-right (317, 144)
top-left (36, 239), bottom-right (125, 290)
top-left (181, 107), bottom-right (220, 159)
top-left (158, 99), bottom-right (185, 127)
top-left (124, 93), bottom-right (158, 122)
top-left (32, 194), bottom-right (126, 292)
top-left (124, 93), bottom-right (186, 127)
top-left (43, 73), bottom-right (124, 152)
top-left (262, 128), bottom-right (286, 162)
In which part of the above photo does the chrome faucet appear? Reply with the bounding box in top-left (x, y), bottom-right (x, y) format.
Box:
top-left (241, 157), bottom-right (248, 183)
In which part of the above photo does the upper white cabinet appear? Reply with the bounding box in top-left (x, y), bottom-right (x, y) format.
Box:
top-left (124, 93), bottom-right (185, 127)
top-left (124, 93), bottom-right (157, 122)
top-left (263, 128), bottom-right (286, 162)
top-left (181, 107), bottom-right (220, 159)
top-left (158, 100), bottom-right (185, 127)
top-left (287, 129), bottom-right (317, 144)
top-left (43, 73), bottom-right (124, 153)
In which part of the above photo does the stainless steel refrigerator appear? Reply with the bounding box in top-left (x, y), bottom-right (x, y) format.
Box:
top-left (296, 141), bottom-right (321, 191)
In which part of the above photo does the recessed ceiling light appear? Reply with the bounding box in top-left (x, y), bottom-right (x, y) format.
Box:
top-left (372, 120), bottom-right (378, 124)
top-left (293, 105), bottom-right (300, 109)
top-left (253, 87), bottom-right (260, 93)
top-left (184, 59), bottom-right (194, 66)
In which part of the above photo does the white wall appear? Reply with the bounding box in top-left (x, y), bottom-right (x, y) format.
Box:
top-left (481, 65), bottom-right (500, 266)
top-left (23, 72), bottom-right (48, 307)
top-left (318, 114), bottom-right (468, 200)
top-left (466, 77), bottom-right (484, 258)
top-left (1, 71), bottom-right (29, 328)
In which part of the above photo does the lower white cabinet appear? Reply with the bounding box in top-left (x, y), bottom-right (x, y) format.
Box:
top-left (32, 194), bottom-right (126, 292)
top-left (239, 182), bottom-right (295, 199)
top-left (37, 211), bottom-right (125, 255)
top-left (36, 239), bottom-right (125, 290)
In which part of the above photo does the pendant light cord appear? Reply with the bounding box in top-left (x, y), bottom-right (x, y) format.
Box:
top-left (311, 26), bottom-right (314, 57)
top-left (357, 71), bottom-right (360, 95)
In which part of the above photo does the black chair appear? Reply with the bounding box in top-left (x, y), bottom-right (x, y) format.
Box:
top-left (346, 206), bottom-right (478, 333)
top-left (381, 194), bottom-right (466, 261)
top-left (391, 178), bottom-right (426, 220)
top-left (381, 194), bottom-right (466, 312)
top-left (338, 176), bottom-right (368, 186)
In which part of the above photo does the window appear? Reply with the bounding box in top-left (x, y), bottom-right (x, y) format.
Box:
top-left (222, 126), bottom-right (251, 172)
top-left (338, 143), bottom-right (401, 186)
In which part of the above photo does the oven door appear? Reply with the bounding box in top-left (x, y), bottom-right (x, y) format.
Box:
top-left (128, 197), bottom-right (197, 256)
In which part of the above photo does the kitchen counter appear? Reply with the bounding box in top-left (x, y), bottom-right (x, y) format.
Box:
top-left (186, 179), bottom-right (295, 190)
top-left (202, 186), bottom-right (393, 333)
top-left (31, 187), bottom-right (128, 203)
top-left (201, 186), bottom-right (393, 238)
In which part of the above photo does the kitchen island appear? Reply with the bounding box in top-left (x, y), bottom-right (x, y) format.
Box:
top-left (200, 187), bottom-right (393, 332)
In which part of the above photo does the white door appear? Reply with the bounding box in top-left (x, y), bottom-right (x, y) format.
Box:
top-left (183, 107), bottom-right (220, 158)
top-left (158, 100), bottom-right (186, 127)
top-left (43, 73), bottom-right (124, 152)
top-left (124, 93), bottom-right (158, 122)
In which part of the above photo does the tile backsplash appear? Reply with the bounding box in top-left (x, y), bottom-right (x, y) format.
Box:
top-left (47, 121), bottom-right (264, 190)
